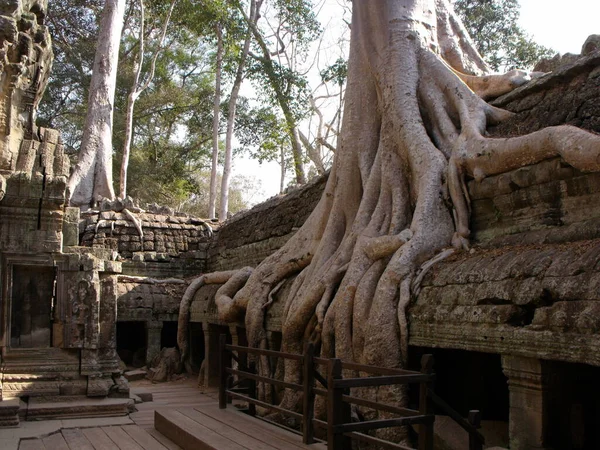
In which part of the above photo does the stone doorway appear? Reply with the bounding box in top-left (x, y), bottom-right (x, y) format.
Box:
top-left (544, 360), bottom-right (600, 450)
top-left (116, 321), bottom-right (147, 368)
top-left (409, 347), bottom-right (509, 448)
top-left (189, 322), bottom-right (205, 374)
top-left (161, 321), bottom-right (178, 349)
top-left (9, 265), bottom-right (55, 348)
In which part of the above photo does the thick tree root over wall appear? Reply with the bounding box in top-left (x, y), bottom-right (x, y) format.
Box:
top-left (181, 0), bottom-right (600, 442)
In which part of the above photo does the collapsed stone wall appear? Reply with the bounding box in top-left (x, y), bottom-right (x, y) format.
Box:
top-left (79, 205), bottom-right (214, 366)
top-left (80, 209), bottom-right (212, 268)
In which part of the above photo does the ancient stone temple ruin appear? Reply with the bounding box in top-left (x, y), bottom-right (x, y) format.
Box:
top-left (0, 0), bottom-right (131, 425)
top-left (1, 1), bottom-right (600, 449)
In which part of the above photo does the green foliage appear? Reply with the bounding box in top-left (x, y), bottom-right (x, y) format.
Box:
top-left (320, 57), bottom-right (347, 86)
top-left (41, 0), bottom-right (326, 209)
top-left (234, 99), bottom-right (288, 161)
top-left (39, 0), bottom-right (104, 150)
top-left (453, 0), bottom-right (555, 71)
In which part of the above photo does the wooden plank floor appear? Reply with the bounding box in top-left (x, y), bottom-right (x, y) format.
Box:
top-left (155, 404), bottom-right (327, 450)
top-left (129, 378), bottom-right (218, 432)
top-left (17, 425), bottom-right (174, 450)
top-left (17, 379), bottom-right (323, 450)
top-left (17, 378), bottom-right (210, 450)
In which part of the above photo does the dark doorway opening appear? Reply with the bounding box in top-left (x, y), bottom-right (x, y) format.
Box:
top-left (545, 361), bottom-right (600, 450)
top-left (10, 265), bottom-right (54, 348)
top-left (117, 321), bottom-right (146, 367)
top-left (161, 321), bottom-right (178, 349)
top-left (408, 347), bottom-right (509, 448)
top-left (189, 322), bottom-right (205, 373)
top-left (409, 347), bottom-right (509, 421)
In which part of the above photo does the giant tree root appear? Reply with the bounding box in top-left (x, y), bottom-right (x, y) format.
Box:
top-left (177, 270), bottom-right (240, 369)
top-left (201, 0), bottom-right (600, 445)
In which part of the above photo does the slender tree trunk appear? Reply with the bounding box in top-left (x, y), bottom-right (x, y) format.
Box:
top-left (119, 0), bottom-right (176, 199)
top-left (219, 0), bottom-right (259, 221)
top-left (290, 125), bottom-right (306, 184)
top-left (119, 0), bottom-right (145, 200)
top-left (243, 9), bottom-right (307, 185)
top-left (68, 0), bottom-right (126, 206)
top-left (279, 146), bottom-right (285, 193)
top-left (208, 24), bottom-right (223, 219)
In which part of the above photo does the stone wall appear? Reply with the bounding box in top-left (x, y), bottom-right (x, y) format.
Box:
top-left (490, 51), bottom-right (600, 137)
top-left (206, 175), bottom-right (326, 272)
top-left (408, 52), bottom-right (600, 367)
top-left (81, 210), bottom-right (212, 265)
top-left (0, 0), bottom-right (126, 409)
top-left (188, 175), bottom-right (325, 328)
top-left (117, 278), bottom-right (187, 323)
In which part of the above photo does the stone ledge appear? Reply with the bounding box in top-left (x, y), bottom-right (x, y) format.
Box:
top-left (409, 323), bottom-right (600, 367)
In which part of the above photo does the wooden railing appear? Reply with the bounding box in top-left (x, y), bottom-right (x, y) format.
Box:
top-left (218, 334), bottom-right (485, 450)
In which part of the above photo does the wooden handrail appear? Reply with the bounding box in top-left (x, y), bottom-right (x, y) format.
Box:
top-left (335, 415), bottom-right (434, 433)
top-left (342, 394), bottom-right (420, 417)
top-left (334, 373), bottom-right (435, 389)
top-left (341, 360), bottom-right (428, 376)
top-left (227, 390), bottom-right (304, 421)
top-left (428, 389), bottom-right (485, 445)
top-left (218, 335), bottom-right (484, 450)
top-left (226, 343), bottom-right (304, 361)
top-left (226, 367), bottom-right (302, 391)
top-left (345, 431), bottom-right (414, 450)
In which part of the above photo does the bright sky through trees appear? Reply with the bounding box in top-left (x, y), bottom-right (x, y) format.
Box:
top-left (234, 0), bottom-right (600, 203)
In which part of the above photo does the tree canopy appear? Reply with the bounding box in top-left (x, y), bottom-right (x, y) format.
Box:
top-left (453, 0), bottom-right (555, 71)
top-left (42, 0), bottom-right (340, 215)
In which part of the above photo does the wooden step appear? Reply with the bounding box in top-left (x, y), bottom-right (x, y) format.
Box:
top-left (154, 406), bottom-right (326, 450)
top-left (26, 396), bottom-right (134, 421)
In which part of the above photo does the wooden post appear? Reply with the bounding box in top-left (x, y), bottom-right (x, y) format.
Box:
top-left (247, 360), bottom-right (257, 417)
top-left (218, 333), bottom-right (228, 409)
top-left (468, 410), bottom-right (483, 450)
top-left (327, 358), bottom-right (351, 450)
top-left (418, 354), bottom-right (434, 450)
top-left (302, 343), bottom-right (315, 444)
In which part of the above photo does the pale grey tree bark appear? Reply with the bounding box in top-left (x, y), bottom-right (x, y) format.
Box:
top-left (219, 0), bottom-right (261, 221)
top-left (119, 0), bottom-right (176, 199)
top-left (68, 0), bottom-right (126, 206)
top-left (208, 24), bottom-right (224, 219)
top-left (202, 0), bottom-right (600, 439)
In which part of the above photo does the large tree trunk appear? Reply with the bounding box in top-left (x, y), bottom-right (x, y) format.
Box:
top-left (68, 0), bottom-right (125, 206)
top-left (211, 0), bottom-right (600, 441)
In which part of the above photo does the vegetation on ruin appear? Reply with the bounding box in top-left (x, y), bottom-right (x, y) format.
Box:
top-left (35, 0), bottom-right (600, 445)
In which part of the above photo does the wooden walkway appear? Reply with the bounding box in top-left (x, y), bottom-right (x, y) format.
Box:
top-left (17, 379), bottom-right (325, 450)
top-left (17, 379), bottom-right (210, 450)
top-left (18, 424), bottom-right (178, 450)
top-left (155, 404), bottom-right (327, 450)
